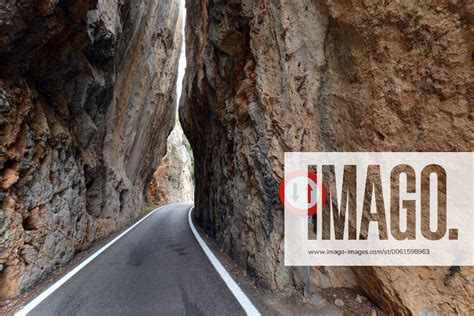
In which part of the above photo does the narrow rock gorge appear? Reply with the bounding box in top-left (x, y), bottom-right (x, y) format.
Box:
top-left (0, 0), bottom-right (471, 314)
top-left (180, 0), bottom-right (472, 314)
top-left (0, 0), bottom-right (182, 299)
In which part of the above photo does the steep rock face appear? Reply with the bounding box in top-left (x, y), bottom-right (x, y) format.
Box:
top-left (0, 0), bottom-right (182, 298)
top-left (180, 0), bottom-right (472, 314)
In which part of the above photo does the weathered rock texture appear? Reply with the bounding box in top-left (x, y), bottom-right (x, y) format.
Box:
top-left (148, 121), bottom-right (194, 205)
top-left (180, 0), bottom-right (472, 314)
top-left (0, 0), bottom-right (182, 298)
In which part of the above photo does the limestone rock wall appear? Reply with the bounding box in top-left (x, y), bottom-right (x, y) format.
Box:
top-left (180, 0), bottom-right (472, 314)
top-left (0, 0), bottom-right (182, 298)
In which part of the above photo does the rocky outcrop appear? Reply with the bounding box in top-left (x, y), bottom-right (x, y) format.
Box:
top-left (180, 0), bottom-right (472, 314)
top-left (0, 0), bottom-right (182, 299)
top-left (148, 121), bottom-right (194, 205)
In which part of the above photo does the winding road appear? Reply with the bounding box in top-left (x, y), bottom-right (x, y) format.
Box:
top-left (17, 203), bottom-right (259, 316)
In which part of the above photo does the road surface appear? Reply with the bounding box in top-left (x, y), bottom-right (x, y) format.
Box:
top-left (23, 203), bottom-right (250, 316)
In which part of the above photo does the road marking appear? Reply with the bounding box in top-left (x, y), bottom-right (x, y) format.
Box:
top-left (15, 205), bottom-right (168, 316)
top-left (188, 207), bottom-right (261, 316)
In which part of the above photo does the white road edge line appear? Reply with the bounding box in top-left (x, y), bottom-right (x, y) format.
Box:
top-left (15, 204), bottom-right (169, 316)
top-left (187, 206), bottom-right (261, 316)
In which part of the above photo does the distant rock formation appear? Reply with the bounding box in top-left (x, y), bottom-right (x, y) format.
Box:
top-left (148, 121), bottom-right (194, 205)
top-left (0, 0), bottom-right (182, 298)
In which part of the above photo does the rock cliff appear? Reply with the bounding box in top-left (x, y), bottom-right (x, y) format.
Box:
top-left (180, 0), bottom-right (472, 314)
top-left (0, 0), bottom-right (182, 298)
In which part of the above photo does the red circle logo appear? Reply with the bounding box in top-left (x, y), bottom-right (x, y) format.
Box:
top-left (279, 170), bottom-right (327, 216)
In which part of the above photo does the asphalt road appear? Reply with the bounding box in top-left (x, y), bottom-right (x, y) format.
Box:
top-left (26, 203), bottom-right (247, 316)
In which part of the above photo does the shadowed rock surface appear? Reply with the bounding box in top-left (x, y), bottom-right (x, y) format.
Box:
top-left (0, 0), bottom-right (182, 298)
top-left (179, 0), bottom-right (472, 314)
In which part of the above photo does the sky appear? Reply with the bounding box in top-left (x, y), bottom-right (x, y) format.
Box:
top-left (176, 1), bottom-right (186, 104)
